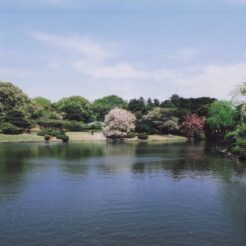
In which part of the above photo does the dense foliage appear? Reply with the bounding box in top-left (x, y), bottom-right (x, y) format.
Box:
top-left (0, 122), bottom-right (23, 135)
top-left (206, 101), bottom-right (236, 139)
top-left (5, 110), bottom-right (33, 130)
top-left (161, 94), bottom-right (216, 117)
top-left (0, 82), bottom-right (218, 140)
top-left (138, 133), bottom-right (149, 140)
top-left (33, 97), bottom-right (52, 110)
top-left (0, 81), bottom-right (232, 140)
top-left (55, 96), bottom-right (95, 122)
top-left (0, 81), bottom-right (37, 117)
top-left (128, 97), bottom-right (146, 117)
top-left (0, 82), bottom-right (38, 133)
top-left (220, 83), bottom-right (246, 159)
top-left (137, 107), bottom-right (179, 134)
top-left (93, 95), bottom-right (127, 121)
top-left (0, 81), bottom-right (245, 159)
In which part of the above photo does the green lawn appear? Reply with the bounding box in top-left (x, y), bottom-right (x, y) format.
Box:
top-left (0, 133), bottom-right (44, 143)
top-left (67, 131), bottom-right (106, 141)
top-left (0, 132), bottom-right (105, 143)
top-left (146, 134), bottom-right (187, 142)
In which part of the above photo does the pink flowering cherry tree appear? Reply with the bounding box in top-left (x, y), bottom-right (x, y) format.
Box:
top-left (181, 114), bottom-right (205, 140)
top-left (104, 107), bottom-right (136, 139)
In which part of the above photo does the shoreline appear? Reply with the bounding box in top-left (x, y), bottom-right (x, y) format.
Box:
top-left (218, 147), bottom-right (246, 161)
top-left (0, 132), bottom-right (187, 144)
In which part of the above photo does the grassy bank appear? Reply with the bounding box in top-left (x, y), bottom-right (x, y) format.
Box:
top-left (68, 132), bottom-right (187, 142)
top-left (0, 132), bottom-right (187, 143)
top-left (0, 133), bottom-right (44, 143)
top-left (142, 134), bottom-right (186, 142)
top-left (67, 132), bottom-right (106, 142)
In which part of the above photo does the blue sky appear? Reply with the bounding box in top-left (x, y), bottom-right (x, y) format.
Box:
top-left (0, 0), bottom-right (246, 101)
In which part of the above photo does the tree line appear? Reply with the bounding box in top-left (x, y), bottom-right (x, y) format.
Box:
top-left (0, 81), bottom-right (215, 133)
top-left (0, 81), bottom-right (245, 159)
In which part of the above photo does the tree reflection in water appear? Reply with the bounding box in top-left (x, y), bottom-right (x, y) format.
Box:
top-left (0, 142), bottom-right (245, 201)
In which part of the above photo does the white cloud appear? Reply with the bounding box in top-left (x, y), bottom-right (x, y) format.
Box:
top-left (73, 60), bottom-right (149, 80)
top-left (74, 59), bottom-right (243, 99)
top-left (31, 32), bottom-right (111, 61)
top-left (30, 32), bottom-right (245, 99)
top-left (172, 63), bottom-right (244, 99)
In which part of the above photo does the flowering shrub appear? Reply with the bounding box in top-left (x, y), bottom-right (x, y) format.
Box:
top-left (181, 114), bottom-right (205, 139)
top-left (104, 108), bottom-right (136, 138)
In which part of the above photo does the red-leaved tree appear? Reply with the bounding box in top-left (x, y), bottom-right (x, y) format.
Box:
top-left (181, 114), bottom-right (205, 139)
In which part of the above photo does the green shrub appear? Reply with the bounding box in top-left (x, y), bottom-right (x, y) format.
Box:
top-left (237, 124), bottom-right (246, 138)
top-left (44, 135), bottom-right (50, 141)
top-left (56, 134), bottom-right (69, 143)
top-left (230, 146), bottom-right (241, 155)
top-left (196, 133), bottom-right (206, 140)
top-left (38, 119), bottom-right (85, 132)
top-left (0, 122), bottom-right (23, 135)
top-left (37, 129), bottom-right (65, 137)
top-left (55, 132), bottom-right (65, 138)
top-left (135, 121), bottom-right (152, 134)
top-left (225, 130), bottom-right (237, 140)
top-left (37, 129), bottom-right (50, 136)
top-left (37, 119), bottom-right (65, 129)
top-left (237, 139), bottom-right (246, 148)
top-left (64, 121), bottom-right (85, 131)
top-left (138, 133), bottom-right (149, 140)
top-left (127, 132), bottom-right (136, 138)
top-left (5, 110), bottom-right (32, 130)
top-left (39, 129), bottom-right (69, 142)
top-left (50, 130), bottom-right (65, 138)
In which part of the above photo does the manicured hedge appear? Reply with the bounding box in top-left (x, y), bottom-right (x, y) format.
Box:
top-left (56, 134), bottom-right (69, 143)
top-left (0, 122), bottom-right (23, 135)
top-left (138, 133), bottom-right (149, 140)
top-left (127, 132), bottom-right (136, 138)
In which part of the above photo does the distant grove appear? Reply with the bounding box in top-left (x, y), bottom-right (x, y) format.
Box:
top-left (0, 81), bottom-right (245, 158)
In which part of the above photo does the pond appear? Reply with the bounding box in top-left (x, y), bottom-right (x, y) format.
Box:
top-left (0, 142), bottom-right (246, 246)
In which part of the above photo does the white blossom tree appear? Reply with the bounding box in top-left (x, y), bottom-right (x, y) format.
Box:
top-left (104, 107), bottom-right (136, 138)
top-left (231, 82), bottom-right (246, 122)
top-left (232, 82), bottom-right (246, 105)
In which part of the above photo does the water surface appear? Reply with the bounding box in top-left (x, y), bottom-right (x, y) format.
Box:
top-left (0, 142), bottom-right (246, 246)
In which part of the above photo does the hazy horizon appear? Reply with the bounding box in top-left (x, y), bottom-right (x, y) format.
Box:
top-left (0, 0), bottom-right (246, 101)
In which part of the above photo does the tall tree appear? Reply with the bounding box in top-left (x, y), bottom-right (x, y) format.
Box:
top-left (206, 101), bottom-right (236, 139)
top-left (128, 97), bottom-right (146, 118)
top-left (153, 99), bottom-right (160, 107)
top-left (0, 81), bottom-right (36, 117)
top-left (33, 97), bottom-right (52, 110)
top-left (146, 98), bottom-right (154, 110)
top-left (55, 96), bottom-right (95, 122)
top-left (104, 108), bottom-right (136, 138)
top-left (138, 107), bottom-right (179, 134)
top-left (181, 114), bottom-right (205, 140)
top-left (93, 95), bottom-right (126, 121)
top-left (232, 82), bottom-right (246, 102)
